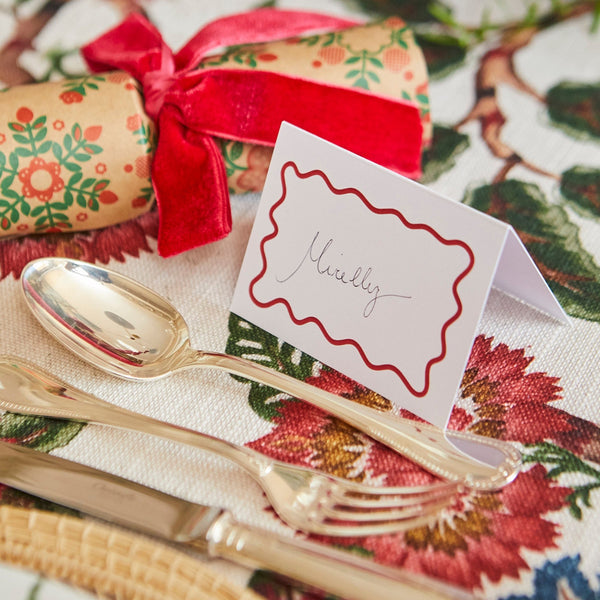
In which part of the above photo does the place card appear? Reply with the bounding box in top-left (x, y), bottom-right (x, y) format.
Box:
top-left (231, 123), bottom-right (567, 429)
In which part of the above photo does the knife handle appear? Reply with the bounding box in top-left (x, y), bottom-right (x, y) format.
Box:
top-left (203, 511), bottom-right (477, 600)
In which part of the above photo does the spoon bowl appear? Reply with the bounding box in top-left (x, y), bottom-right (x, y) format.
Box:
top-left (21, 257), bottom-right (521, 490)
top-left (21, 257), bottom-right (193, 379)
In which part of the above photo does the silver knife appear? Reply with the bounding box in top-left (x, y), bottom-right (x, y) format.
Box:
top-left (0, 441), bottom-right (476, 600)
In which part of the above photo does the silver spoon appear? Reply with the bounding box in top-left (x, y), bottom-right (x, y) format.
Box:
top-left (21, 257), bottom-right (521, 491)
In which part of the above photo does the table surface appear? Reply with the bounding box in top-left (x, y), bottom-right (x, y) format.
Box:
top-left (1, 1), bottom-right (599, 599)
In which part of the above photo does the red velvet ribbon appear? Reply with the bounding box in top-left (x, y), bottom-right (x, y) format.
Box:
top-left (82, 9), bottom-right (423, 257)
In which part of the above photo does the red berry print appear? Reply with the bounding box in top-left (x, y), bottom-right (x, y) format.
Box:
top-left (16, 107), bottom-right (34, 123)
top-left (60, 91), bottom-right (84, 104)
top-left (257, 53), bottom-right (277, 62)
top-left (98, 190), bottom-right (118, 205)
top-left (132, 197), bottom-right (147, 208)
top-left (84, 126), bottom-right (102, 141)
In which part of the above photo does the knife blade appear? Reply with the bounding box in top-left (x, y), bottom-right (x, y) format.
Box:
top-left (0, 441), bottom-right (475, 600)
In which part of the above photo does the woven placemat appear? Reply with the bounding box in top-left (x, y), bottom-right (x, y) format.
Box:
top-left (0, 506), bottom-right (262, 600)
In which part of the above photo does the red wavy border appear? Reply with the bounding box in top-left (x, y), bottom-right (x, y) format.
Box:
top-left (249, 161), bottom-right (475, 397)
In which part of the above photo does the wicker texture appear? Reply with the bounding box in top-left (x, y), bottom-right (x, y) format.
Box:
top-left (0, 506), bottom-right (262, 600)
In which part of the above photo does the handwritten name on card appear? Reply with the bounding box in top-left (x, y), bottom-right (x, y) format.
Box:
top-left (232, 123), bottom-right (566, 429)
top-left (249, 161), bottom-right (475, 397)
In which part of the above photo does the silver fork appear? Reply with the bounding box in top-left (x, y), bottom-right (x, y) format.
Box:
top-left (0, 357), bottom-right (460, 537)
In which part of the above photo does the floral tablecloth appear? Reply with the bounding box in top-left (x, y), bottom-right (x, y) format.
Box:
top-left (1, 1), bottom-right (599, 599)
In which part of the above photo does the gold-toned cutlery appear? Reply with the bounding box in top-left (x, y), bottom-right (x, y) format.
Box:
top-left (0, 441), bottom-right (477, 600)
top-left (0, 357), bottom-right (458, 537)
top-left (21, 257), bottom-right (521, 491)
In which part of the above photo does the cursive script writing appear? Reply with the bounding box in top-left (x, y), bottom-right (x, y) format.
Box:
top-left (277, 231), bottom-right (411, 318)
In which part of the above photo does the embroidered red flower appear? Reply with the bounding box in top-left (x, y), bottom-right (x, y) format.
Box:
top-left (18, 157), bottom-right (64, 202)
top-left (246, 335), bottom-right (583, 590)
top-left (461, 335), bottom-right (600, 462)
top-left (0, 210), bottom-right (158, 281)
top-left (332, 463), bottom-right (570, 590)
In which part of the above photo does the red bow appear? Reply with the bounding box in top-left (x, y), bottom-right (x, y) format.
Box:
top-left (82, 10), bottom-right (423, 257)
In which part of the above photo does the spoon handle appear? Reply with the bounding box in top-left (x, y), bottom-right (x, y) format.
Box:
top-left (193, 350), bottom-right (521, 491)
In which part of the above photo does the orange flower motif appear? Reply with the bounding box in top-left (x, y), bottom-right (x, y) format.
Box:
top-left (385, 16), bottom-right (406, 29)
top-left (317, 46), bottom-right (346, 65)
top-left (53, 120), bottom-right (65, 131)
top-left (0, 133), bottom-right (5, 145)
top-left (134, 154), bottom-right (152, 178)
top-left (95, 163), bottom-right (107, 175)
top-left (18, 157), bottom-right (64, 202)
top-left (108, 72), bottom-right (130, 83)
top-left (382, 47), bottom-right (410, 72)
top-left (127, 114), bottom-right (142, 131)
top-left (236, 146), bottom-right (273, 192)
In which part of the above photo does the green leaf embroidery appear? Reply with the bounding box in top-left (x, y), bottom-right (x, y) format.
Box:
top-left (416, 33), bottom-right (467, 79)
top-left (226, 313), bottom-right (322, 421)
top-left (420, 125), bottom-right (470, 184)
top-left (230, 141), bottom-right (244, 161)
top-left (0, 414), bottom-right (84, 454)
top-left (464, 179), bottom-right (600, 322)
top-left (524, 441), bottom-right (600, 520)
top-left (547, 81), bottom-right (600, 140)
top-left (560, 166), bottom-right (600, 217)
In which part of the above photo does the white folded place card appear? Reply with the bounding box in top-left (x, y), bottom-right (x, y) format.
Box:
top-left (232, 123), bottom-right (567, 430)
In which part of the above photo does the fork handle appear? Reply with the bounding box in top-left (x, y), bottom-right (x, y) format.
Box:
top-left (194, 351), bottom-right (521, 491)
top-left (0, 360), bottom-right (268, 481)
top-left (205, 511), bottom-right (477, 600)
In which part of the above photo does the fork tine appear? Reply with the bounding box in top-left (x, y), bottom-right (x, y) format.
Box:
top-left (313, 513), bottom-right (441, 537)
top-left (329, 480), bottom-right (461, 509)
top-left (333, 478), bottom-right (460, 497)
top-left (322, 493), bottom-right (453, 523)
